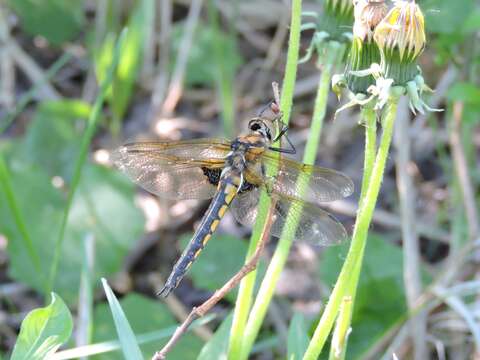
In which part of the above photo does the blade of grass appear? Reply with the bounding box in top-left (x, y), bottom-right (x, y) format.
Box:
top-left (161, 0), bottom-right (203, 115)
top-left (51, 315), bottom-right (215, 360)
top-left (75, 233), bottom-right (95, 356)
top-left (328, 296), bottom-right (353, 360)
top-left (101, 278), bottom-right (143, 360)
top-left (227, 1), bottom-right (303, 357)
top-left (110, 0), bottom-right (154, 136)
top-left (207, 0), bottom-right (236, 138)
top-left (46, 29), bottom-right (127, 297)
top-left (237, 41), bottom-right (343, 360)
top-left (0, 155), bottom-right (41, 272)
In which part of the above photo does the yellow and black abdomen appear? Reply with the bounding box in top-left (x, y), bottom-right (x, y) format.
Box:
top-left (158, 173), bottom-right (241, 297)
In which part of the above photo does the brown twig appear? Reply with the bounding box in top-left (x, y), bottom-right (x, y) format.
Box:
top-left (152, 206), bottom-right (274, 360)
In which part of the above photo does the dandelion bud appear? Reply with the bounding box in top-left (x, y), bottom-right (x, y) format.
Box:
top-left (320, 0), bottom-right (355, 42)
top-left (345, 0), bottom-right (387, 94)
top-left (374, 0), bottom-right (426, 85)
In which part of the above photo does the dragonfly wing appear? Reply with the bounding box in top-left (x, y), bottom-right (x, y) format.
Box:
top-left (230, 187), bottom-right (261, 228)
top-left (268, 193), bottom-right (348, 246)
top-left (259, 151), bottom-right (354, 203)
top-left (230, 185), bottom-right (348, 246)
top-left (111, 139), bottom-right (230, 200)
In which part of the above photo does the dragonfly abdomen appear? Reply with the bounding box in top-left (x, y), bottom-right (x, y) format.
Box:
top-left (158, 173), bottom-right (241, 297)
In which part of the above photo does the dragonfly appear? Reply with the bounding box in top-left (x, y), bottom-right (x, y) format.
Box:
top-left (112, 108), bottom-right (354, 297)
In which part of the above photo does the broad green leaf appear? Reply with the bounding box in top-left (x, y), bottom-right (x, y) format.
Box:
top-left (180, 233), bottom-right (248, 301)
top-left (11, 293), bottom-right (73, 360)
top-left (6, 0), bottom-right (84, 45)
top-left (287, 313), bottom-right (309, 360)
top-left (92, 293), bottom-right (203, 359)
top-left (21, 100), bottom-right (91, 180)
top-left (197, 313), bottom-right (233, 360)
top-left (319, 234), bottom-right (412, 359)
top-left (102, 279), bottom-right (143, 360)
top-left (0, 160), bottom-right (144, 303)
top-left (170, 23), bottom-right (243, 87)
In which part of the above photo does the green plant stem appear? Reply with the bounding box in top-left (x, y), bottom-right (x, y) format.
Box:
top-left (227, 0), bottom-right (303, 357)
top-left (0, 155), bottom-right (41, 272)
top-left (45, 30), bottom-right (127, 298)
top-left (328, 295), bottom-right (353, 360)
top-left (303, 96), bottom-right (399, 360)
top-left (327, 105), bottom-right (377, 360)
top-left (359, 106), bottom-right (377, 201)
top-left (236, 42), bottom-right (341, 360)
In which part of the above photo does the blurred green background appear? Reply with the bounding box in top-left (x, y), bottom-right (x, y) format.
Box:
top-left (0, 0), bottom-right (479, 359)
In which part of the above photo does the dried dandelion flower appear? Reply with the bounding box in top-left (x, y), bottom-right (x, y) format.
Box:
top-left (344, 0), bottom-right (387, 94)
top-left (353, 0), bottom-right (388, 41)
top-left (374, 0), bottom-right (425, 85)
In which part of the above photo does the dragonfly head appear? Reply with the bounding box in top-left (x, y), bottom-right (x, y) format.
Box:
top-left (248, 118), bottom-right (274, 143)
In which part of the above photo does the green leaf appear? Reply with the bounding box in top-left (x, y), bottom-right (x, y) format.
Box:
top-left (180, 233), bottom-right (248, 301)
top-left (170, 23), bottom-right (243, 87)
top-left (0, 160), bottom-right (144, 303)
top-left (6, 0), bottom-right (84, 45)
top-left (21, 100), bottom-right (91, 180)
top-left (11, 293), bottom-right (73, 360)
top-left (197, 313), bottom-right (233, 360)
top-left (92, 293), bottom-right (203, 359)
top-left (101, 279), bottom-right (143, 360)
top-left (287, 313), bottom-right (309, 360)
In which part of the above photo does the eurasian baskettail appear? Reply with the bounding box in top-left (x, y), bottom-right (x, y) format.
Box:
top-left (112, 105), bottom-right (353, 297)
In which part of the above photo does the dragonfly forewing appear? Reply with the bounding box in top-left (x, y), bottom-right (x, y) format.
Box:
top-left (260, 150), bottom-right (354, 204)
top-left (111, 139), bottom-right (230, 200)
